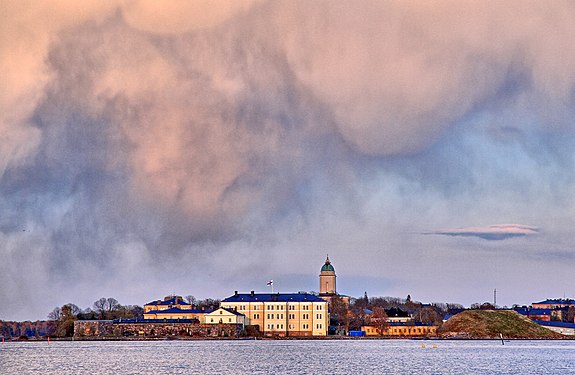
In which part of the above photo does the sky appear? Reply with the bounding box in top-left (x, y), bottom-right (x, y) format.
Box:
top-left (1, 0), bottom-right (574, 321)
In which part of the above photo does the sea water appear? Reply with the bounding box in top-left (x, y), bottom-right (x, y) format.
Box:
top-left (1, 339), bottom-right (574, 374)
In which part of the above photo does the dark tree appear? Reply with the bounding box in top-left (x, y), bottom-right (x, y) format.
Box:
top-left (370, 307), bottom-right (389, 335)
top-left (413, 306), bottom-right (443, 326)
top-left (47, 304), bottom-right (77, 337)
top-left (563, 306), bottom-right (575, 323)
top-left (93, 298), bottom-right (108, 319)
top-left (185, 295), bottom-right (197, 306)
top-left (329, 295), bottom-right (351, 334)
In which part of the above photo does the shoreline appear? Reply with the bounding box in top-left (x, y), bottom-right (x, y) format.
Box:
top-left (3, 335), bottom-right (574, 342)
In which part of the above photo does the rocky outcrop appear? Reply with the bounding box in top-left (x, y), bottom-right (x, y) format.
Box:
top-left (439, 310), bottom-right (563, 339)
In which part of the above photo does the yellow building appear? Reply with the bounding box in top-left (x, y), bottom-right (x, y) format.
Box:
top-left (143, 295), bottom-right (210, 321)
top-left (205, 307), bottom-right (247, 326)
top-left (220, 291), bottom-right (329, 337)
top-left (362, 324), bottom-right (437, 337)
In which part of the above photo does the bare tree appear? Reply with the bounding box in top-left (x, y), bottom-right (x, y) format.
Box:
top-left (371, 307), bottom-right (389, 335)
top-left (106, 298), bottom-right (120, 313)
top-left (48, 307), bottom-right (62, 321)
top-left (330, 295), bottom-right (351, 334)
top-left (413, 306), bottom-right (443, 326)
top-left (66, 303), bottom-right (82, 317)
top-left (564, 306), bottom-right (575, 323)
top-left (185, 295), bottom-right (197, 306)
top-left (93, 298), bottom-right (108, 319)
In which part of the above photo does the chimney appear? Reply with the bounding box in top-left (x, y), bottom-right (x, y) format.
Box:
top-left (250, 290), bottom-right (255, 297)
top-left (234, 290), bottom-right (238, 296)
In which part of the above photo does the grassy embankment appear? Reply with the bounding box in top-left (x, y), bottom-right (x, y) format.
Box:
top-left (439, 310), bottom-right (564, 339)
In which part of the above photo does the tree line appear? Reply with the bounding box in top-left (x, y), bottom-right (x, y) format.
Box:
top-left (329, 293), bottom-right (464, 334)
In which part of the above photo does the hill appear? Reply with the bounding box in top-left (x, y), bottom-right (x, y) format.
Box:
top-left (439, 310), bottom-right (563, 339)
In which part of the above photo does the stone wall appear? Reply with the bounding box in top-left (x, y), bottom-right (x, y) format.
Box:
top-left (74, 321), bottom-right (242, 338)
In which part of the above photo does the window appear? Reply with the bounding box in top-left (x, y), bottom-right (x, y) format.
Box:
top-left (316, 314), bottom-right (322, 319)
top-left (229, 318), bottom-right (232, 322)
top-left (316, 324), bottom-right (322, 329)
top-left (210, 318), bottom-right (213, 322)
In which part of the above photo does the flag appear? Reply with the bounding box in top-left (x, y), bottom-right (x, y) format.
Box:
top-left (267, 280), bottom-right (273, 286)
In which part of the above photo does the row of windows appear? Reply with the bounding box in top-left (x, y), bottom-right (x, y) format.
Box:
top-left (264, 323), bottom-right (324, 331)
top-left (262, 313), bottom-right (322, 320)
top-left (209, 318), bottom-right (233, 323)
top-left (266, 314), bottom-right (285, 319)
top-left (226, 303), bottom-right (326, 312)
top-left (267, 324), bottom-right (285, 330)
top-left (266, 305), bottom-right (285, 310)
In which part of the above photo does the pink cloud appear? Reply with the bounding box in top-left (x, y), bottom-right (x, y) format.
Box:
top-left (426, 224), bottom-right (539, 240)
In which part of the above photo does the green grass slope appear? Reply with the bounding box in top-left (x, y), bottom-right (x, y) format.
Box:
top-left (439, 310), bottom-right (563, 339)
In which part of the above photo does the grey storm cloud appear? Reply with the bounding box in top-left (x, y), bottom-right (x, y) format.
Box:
top-left (1, 1), bottom-right (575, 320)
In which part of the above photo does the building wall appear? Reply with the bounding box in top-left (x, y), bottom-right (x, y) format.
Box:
top-left (540, 325), bottom-right (575, 336)
top-left (361, 325), bottom-right (437, 337)
top-left (205, 309), bottom-right (246, 325)
top-left (74, 321), bottom-right (242, 338)
top-left (319, 272), bottom-right (336, 295)
top-left (220, 300), bottom-right (329, 336)
top-left (143, 311), bottom-right (206, 320)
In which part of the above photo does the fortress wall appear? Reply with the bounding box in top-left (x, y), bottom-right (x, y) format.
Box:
top-left (74, 321), bottom-right (242, 338)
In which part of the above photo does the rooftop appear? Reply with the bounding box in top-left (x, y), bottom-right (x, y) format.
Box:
top-left (320, 255), bottom-right (335, 272)
top-left (143, 307), bottom-right (212, 315)
top-left (145, 296), bottom-right (192, 307)
top-left (533, 299), bottom-right (575, 305)
top-left (222, 292), bottom-right (326, 303)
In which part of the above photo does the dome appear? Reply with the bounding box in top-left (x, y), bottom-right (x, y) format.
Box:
top-left (321, 256), bottom-right (335, 272)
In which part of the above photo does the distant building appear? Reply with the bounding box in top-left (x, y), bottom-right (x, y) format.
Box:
top-left (533, 320), bottom-right (575, 336)
top-left (361, 323), bottom-right (437, 337)
top-left (516, 299), bottom-right (575, 323)
top-left (220, 291), bottom-right (329, 336)
top-left (143, 295), bottom-right (211, 321)
top-left (205, 307), bottom-right (247, 327)
top-left (532, 299), bottom-right (575, 309)
top-left (514, 307), bottom-right (552, 322)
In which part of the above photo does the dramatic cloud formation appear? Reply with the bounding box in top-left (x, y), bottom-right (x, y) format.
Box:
top-left (425, 224), bottom-right (540, 240)
top-left (1, 1), bottom-right (574, 320)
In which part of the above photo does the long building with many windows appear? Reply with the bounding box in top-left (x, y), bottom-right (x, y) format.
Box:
top-left (220, 291), bottom-right (329, 336)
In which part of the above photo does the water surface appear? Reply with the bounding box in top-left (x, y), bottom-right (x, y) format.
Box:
top-left (2, 339), bottom-right (574, 374)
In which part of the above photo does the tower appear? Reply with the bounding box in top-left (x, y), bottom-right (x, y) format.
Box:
top-left (319, 255), bottom-right (336, 295)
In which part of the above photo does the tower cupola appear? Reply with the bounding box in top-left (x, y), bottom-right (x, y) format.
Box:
top-left (319, 255), bottom-right (336, 295)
